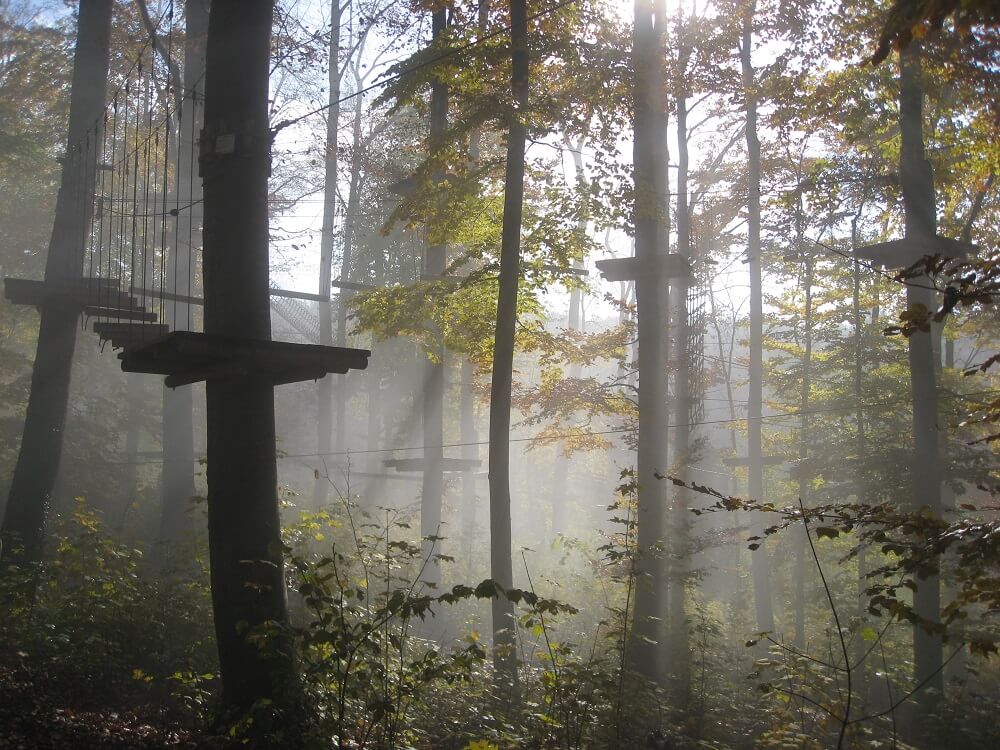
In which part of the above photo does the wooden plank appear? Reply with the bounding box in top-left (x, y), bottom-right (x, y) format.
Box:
top-left (595, 254), bottom-right (692, 282)
top-left (120, 330), bottom-right (370, 385)
top-left (856, 236), bottom-right (977, 269)
top-left (5, 277), bottom-right (131, 308)
top-left (84, 306), bottom-right (157, 321)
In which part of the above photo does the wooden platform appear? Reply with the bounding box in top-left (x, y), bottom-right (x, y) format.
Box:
top-left (93, 322), bottom-right (170, 349)
top-left (383, 457), bottom-right (482, 473)
top-left (5, 277), bottom-right (138, 309)
top-left (84, 305), bottom-right (157, 321)
top-left (595, 254), bottom-right (692, 282)
top-left (119, 331), bottom-right (370, 388)
top-left (855, 236), bottom-right (976, 269)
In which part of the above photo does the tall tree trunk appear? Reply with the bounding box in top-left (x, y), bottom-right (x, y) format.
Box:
top-left (851, 213), bottom-right (872, 702)
top-left (1, 0), bottom-right (114, 563)
top-left (460, 0), bottom-right (488, 563)
top-left (793, 235), bottom-right (812, 649)
top-left (489, 0), bottom-right (529, 702)
top-left (158, 0), bottom-right (208, 563)
top-left (628, 0), bottom-right (670, 682)
top-left (200, 0), bottom-right (296, 716)
top-left (421, 7), bottom-right (449, 591)
top-left (667, 51), bottom-right (691, 702)
top-left (460, 357), bottom-right (479, 560)
top-left (740, 0), bottom-right (774, 634)
top-left (313, 0), bottom-right (344, 508)
top-left (551, 141), bottom-right (587, 538)
top-left (899, 42), bottom-right (943, 708)
top-left (334, 66), bottom-right (365, 454)
top-left (121, 373), bottom-right (145, 528)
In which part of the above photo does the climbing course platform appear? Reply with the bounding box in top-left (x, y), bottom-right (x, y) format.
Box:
top-left (120, 331), bottom-right (369, 388)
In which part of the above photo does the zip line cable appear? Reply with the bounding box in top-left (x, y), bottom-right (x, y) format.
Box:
top-left (73, 389), bottom-right (1000, 466)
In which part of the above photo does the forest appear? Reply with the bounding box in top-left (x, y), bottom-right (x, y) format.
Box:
top-left (1, 0), bottom-right (999, 747)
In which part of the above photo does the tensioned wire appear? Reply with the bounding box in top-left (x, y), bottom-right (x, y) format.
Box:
top-left (64, 389), bottom-right (1000, 466)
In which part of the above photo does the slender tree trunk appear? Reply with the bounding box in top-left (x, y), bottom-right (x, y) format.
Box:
top-left (489, 0), bottom-right (529, 702)
top-left (793, 242), bottom-right (812, 649)
top-left (200, 0), bottom-right (296, 717)
top-left (158, 0), bottom-right (208, 563)
top-left (314, 0), bottom-right (344, 508)
top-left (460, 357), bottom-right (479, 560)
top-left (1, 0), bottom-right (114, 563)
top-left (334, 57), bottom-right (365, 452)
top-left (851, 214), bottom-right (872, 702)
top-left (121, 373), bottom-right (145, 526)
top-left (628, 0), bottom-right (670, 682)
top-left (459, 1), bottom-right (488, 565)
top-left (667, 62), bottom-right (691, 702)
top-left (740, 1), bottom-right (774, 634)
top-left (551, 142), bottom-right (587, 538)
top-left (421, 7), bottom-right (449, 591)
top-left (899, 43), bottom-right (943, 708)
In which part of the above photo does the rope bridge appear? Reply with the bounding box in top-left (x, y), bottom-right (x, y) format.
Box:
top-left (5, 1), bottom-right (369, 386)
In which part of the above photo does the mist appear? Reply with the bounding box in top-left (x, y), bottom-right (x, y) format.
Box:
top-left (1, 1), bottom-right (999, 748)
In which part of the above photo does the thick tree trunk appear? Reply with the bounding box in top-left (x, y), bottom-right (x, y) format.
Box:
top-left (1, 0), bottom-right (114, 563)
top-left (420, 8), bottom-right (449, 591)
top-left (489, 0), bottom-right (528, 702)
top-left (628, 0), bottom-right (670, 682)
top-left (158, 0), bottom-right (208, 562)
top-left (200, 0), bottom-right (296, 717)
top-left (740, 2), bottom-right (774, 634)
top-left (313, 0), bottom-right (344, 508)
top-left (899, 43), bottom-right (944, 708)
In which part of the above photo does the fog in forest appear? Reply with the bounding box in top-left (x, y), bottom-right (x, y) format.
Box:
top-left (1, 0), bottom-right (999, 748)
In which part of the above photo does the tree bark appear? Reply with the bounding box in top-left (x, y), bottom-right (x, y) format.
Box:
top-left (489, 0), bottom-right (529, 702)
top-left (313, 0), bottom-right (344, 508)
top-left (1, 0), bottom-right (114, 564)
top-left (420, 7), bottom-right (449, 591)
top-left (899, 42), bottom-right (944, 708)
top-left (334, 62), bottom-right (365, 454)
top-left (628, 0), bottom-right (670, 682)
top-left (740, 0), bottom-right (774, 634)
top-left (668, 46), bottom-right (691, 701)
top-left (551, 141), bottom-right (587, 538)
top-left (200, 0), bottom-right (296, 716)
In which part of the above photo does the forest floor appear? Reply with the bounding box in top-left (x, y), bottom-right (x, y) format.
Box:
top-left (0, 665), bottom-right (196, 749)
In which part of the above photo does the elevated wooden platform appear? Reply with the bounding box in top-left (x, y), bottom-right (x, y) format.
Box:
top-left (120, 331), bottom-right (370, 388)
top-left (595, 254), bottom-right (692, 282)
top-left (855, 236), bottom-right (977, 269)
top-left (5, 277), bottom-right (138, 309)
top-left (93, 322), bottom-right (170, 349)
top-left (383, 457), bottom-right (482, 473)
